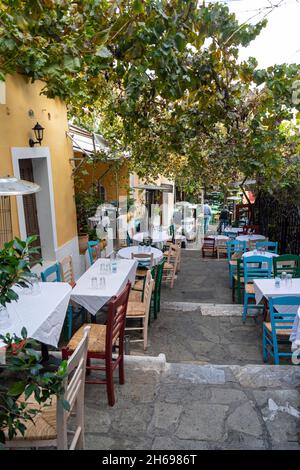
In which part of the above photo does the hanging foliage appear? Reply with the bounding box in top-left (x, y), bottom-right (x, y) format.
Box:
top-left (0, 0), bottom-right (299, 195)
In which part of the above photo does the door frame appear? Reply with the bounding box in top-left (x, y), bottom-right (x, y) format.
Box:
top-left (11, 147), bottom-right (58, 253)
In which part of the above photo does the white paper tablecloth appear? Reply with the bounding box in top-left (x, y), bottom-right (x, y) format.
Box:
top-left (118, 246), bottom-right (163, 266)
top-left (0, 282), bottom-right (72, 348)
top-left (254, 279), bottom-right (300, 314)
top-left (71, 259), bottom-right (137, 315)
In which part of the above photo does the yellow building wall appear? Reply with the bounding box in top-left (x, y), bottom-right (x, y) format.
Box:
top-left (0, 74), bottom-right (77, 247)
top-left (74, 155), bottom-right (129, 201)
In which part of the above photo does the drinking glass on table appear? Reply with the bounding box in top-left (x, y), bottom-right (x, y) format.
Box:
top-left (98, 276), bottom-right (106, 289)
top-left (286, 273), bottom-right (292, 288)
top-left (91, 276), bottom-right (98, 289)
top-left (281, 271), bottom-right (287, 283)
top-left (31, 276), bottom-right (41, 295)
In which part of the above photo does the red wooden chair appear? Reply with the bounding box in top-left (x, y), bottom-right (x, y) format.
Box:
top-left (242, 224), bottom-right (260, 234)
top-left (202, 238), bottom-right (216, 257)
top-left (62, 281), bottom-right (131, 406)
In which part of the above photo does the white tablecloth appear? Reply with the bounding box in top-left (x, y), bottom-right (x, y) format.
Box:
top-left (118, 246), bottom-right (163, 266)
top-left (133, 231), bottom-right (170, 244)
top-left (290, 307), bottom-right (300, 351)
top-left (208, 235), bottom-right (229, 241)
top-left (236, 234), bottom-right (266, 243)
top-left (254, 279), bottom-right (300, 314)
top-left (71, 259), bottom-right (137, 315)
top-left (243, 251), bottom-right (278, 259)
top-left (223, 227), bottom-right (243, 234)
top-left (0, 282), bottom-right (72, 348)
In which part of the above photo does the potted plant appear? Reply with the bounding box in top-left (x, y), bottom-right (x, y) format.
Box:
top-left (0, 236), bottom-right (41, 326)
top-left (75, 191), bottom-right (103, 254)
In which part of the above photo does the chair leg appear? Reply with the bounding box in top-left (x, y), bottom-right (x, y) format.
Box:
top-left (143, 317), bottom-right (148, 351)
top-left (118, 336), bottom-right (125, 385)
top-left (105, 358), bottom-right (115, 406)
top-left (262, 327), bottom-right (268, 363)
top-left (242, 293), bottom-right (248, 323)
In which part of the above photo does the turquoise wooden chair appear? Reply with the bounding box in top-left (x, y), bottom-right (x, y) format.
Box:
top-left (41, 262), bottom-right (61, 283)
top-left (242, 255), bottom-right (273, 323)
top-left (227, 240), bottom-right (247, 288)
top-left (87, 240), bottom-right (99, 265)
top-left (263, 296), bottom-right (300, 364)
top-left (41, 263), bottom-right (82, 340)
top-left (255, 241), bottom-right (278, 254)
top-left (273, 254), bottom-right (300, 278)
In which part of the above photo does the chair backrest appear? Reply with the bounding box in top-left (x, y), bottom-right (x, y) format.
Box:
top-left (59, 255), bottom-right (75, 286)
top-left (243, 255), bottom-right (273, 284)
top-left (226, 240), bottom-right (247, 261)
top-left (87, 241), bottom-right (99, 265)
top-left (203, 238), bottom-right (215, 249)
top-left (273, 254), bottom-right (300, 278)
top-left (167, 243), bottom-right (180, 265)
top-left (56, 325), bottom-right (90, 450)
top-left (141, 271), bottom-right (155, 322)
top-left (156, 257), bottom-right (165, 289)
top-left (41, 263), bottom-right (61, 282)
top-left (127, 232), bottom-right (133, 246)
top-left (256, 241), bottom-right (278, 254)
top-left (131, 252), bottom-right (154, 268)
top-left (268, 295), bottom-right (300, 338)
top-left (242, 224), bottom-right (259, 234)
top-left (106, 282), bottom-right (131, 353)
top-left (216, 239), bottom-right (228, 249)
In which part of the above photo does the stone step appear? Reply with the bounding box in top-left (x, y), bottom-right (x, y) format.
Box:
top-left (161, 301), bottom-right (243, 316)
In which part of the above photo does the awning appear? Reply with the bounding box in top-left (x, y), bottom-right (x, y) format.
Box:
top-left (133, 184), bottom-right (173, 193)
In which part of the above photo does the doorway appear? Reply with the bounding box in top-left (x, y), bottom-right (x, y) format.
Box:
top-left (12, 147), bottom-right (57, 264)
top-left (19, 158), bottom-right (41, 262)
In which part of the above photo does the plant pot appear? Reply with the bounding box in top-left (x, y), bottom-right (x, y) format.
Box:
top-left (78, 234), bottom-right (89, 254)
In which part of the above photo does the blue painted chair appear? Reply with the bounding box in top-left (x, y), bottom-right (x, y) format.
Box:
top-left (41, 263), bottom-right (81, 340)
top-left (263, 296), bottom-right (300, 364)
top-left (242, 255), bottom-right (273, 322)
top-left (87, 240), bottom-right (99, 265)
top-left (41, 262), bottom-right (61, 282)
top-left (255, 241), bottom-right (278, 254)
top-left (227, 240), bottom-right (247, 288)
top-left (126, 232), bottom-right (133, 246)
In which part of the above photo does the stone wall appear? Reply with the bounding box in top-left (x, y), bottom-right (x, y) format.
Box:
top-left (254, 192), bottom-right (300, 254)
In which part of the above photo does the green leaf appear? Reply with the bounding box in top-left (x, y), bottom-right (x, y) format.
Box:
top-left (133, 0), bottom-right (145, 14)
top-left (8, 381), bottom-right (26, 396)
top-left (95, 46), bottom-right (112, 59)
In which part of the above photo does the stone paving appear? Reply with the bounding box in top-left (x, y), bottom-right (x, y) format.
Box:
top-left (83, 247), bottom-right (300, 450)
top-left (84, 361), bottom-right (300, 450)
top-left (130, 308), bottom-right (264, 365)
top-left (161, 250), bottom-right (232, 304)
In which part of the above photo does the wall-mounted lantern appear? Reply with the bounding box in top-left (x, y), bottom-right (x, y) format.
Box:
top-left (29, 122), bottom-right (44, 147)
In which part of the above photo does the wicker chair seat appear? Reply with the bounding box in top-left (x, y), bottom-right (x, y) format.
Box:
top-left (245, 283), bottom-right (255, 294)
top-left (134, 279), bottom-right (144, 290)
top-left (129, 291), bottom-right (142, 302)
top-left (8, 394), bottom-right (57, 441)
top-left (264, 322), bottom-right (293, 335)
top-left (127, 301), bottom-right (146, 317)
top-left (68, 324), bottom-right (107, 354)
top-left (163, 262), bottom-right (174, 270)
